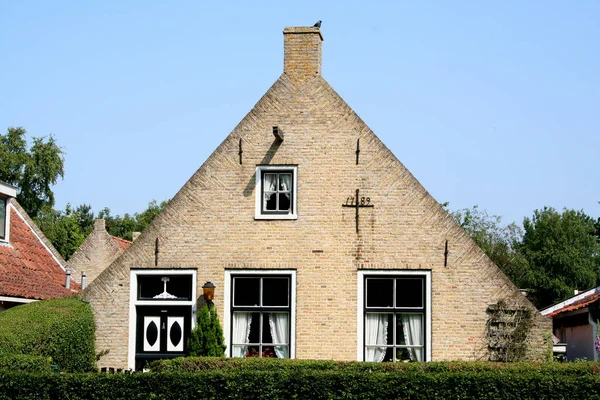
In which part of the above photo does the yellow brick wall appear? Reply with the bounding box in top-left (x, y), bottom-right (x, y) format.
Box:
top-left (85, 27), bottom-right (550, 369)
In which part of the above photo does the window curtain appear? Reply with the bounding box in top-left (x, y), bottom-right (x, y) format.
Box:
top-left (401, 314), bottom-right (423, 362)
top-left (268, 313), bottom-right (289, 358)
top-left (232, 312), bottom-right (253, 357)
top-left (263, 174), bottom-right (277, 210)
top-left (264, 174), bottom-right (277, 191)
top-left (365, 313), bottom-right (388, 362)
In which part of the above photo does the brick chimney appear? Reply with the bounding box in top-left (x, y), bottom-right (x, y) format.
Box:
top-left (283, 26), bottom-right (323, 84)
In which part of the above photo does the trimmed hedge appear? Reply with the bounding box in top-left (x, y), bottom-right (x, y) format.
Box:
top-left (0, 354), bottom-right (53, 373)
top-left (0, 298), bottom-right (95, 372)
top-left (148, 356), bottom-right (600, 375)
top-left (1, 361), bottom-right (600, 399)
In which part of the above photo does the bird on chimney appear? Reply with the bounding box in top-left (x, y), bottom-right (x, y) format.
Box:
top-left (314, 20), bottom-right (322, 28)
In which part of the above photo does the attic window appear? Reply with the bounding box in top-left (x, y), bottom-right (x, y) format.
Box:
top-left (0, 197), bottom-right (6, 241)
top-left (254, 165), bottom-right (297, 220)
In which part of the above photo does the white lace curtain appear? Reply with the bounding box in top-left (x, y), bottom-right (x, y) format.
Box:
top-left (268, 313), bottom-right (289, 358)
top-left (365, 313), bottom-right (388, 362)
top-left (401, 314), bottom-right (423, 362)
top-left (232, 312), bottom-right (252, 357)
top-left (264, 174), bottom-right (277, 192)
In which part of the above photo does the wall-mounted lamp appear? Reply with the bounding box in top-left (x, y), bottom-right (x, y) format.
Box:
top-left (202, 281), bottom-right (216, 302)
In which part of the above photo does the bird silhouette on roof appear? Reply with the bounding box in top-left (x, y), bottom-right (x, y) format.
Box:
top-left (314, 20), bottom-right (322, 28)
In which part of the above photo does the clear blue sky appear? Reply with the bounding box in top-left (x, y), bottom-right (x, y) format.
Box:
top-left (2, 1), bottom-right (598, 225)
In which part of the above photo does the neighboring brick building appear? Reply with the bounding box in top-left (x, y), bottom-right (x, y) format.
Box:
top-left (68, 219), bottom-right (132, 286)
top-left (0, 182), bottom-right (79, 311)
top-left (85, 25), bottom-right (550, 370)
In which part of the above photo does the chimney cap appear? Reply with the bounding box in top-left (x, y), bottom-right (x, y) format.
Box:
top-left (283, 26), bottom-right (323, 41)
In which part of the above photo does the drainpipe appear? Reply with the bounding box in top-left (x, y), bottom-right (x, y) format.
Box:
top-left (65, 268), bottom-right (71, 289)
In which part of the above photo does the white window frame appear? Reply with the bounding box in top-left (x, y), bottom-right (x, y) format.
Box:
top-left (128, 269), bottom-right (197, 370)
top-left (254, 165), bottom-right (298, 220)
top-left (224, 269), bottom-right (297, 358)
top-left (0, 182), bottom-right (16, 244)
top-left (357, 270), bottom-right (431, 362)
top-left (0, 196), bottom-right (9, 243)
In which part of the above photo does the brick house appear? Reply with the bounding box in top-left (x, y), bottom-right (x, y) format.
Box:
top-left (85, 25), bottom-right (550, 370)
top-left (68, 219), bottom-right (132, 286)
top-left (0, 181), bottom-right (79, 311)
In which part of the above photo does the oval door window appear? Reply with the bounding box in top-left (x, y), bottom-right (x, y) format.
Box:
top-left (167, 317), bottom-right (185, 352)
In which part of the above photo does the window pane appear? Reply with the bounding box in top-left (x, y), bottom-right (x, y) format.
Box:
top-left (366, 278), bottom-right (393, 307)
top-left (234, 278), bottom-right (260, 306)
top-left (246, 312), bottom-right (261, 344)
top-left (261, 313), bottom-right (274, 343)
top-left (278, 193), bottom-right (291, 211)
top-left (264, 193), bottom-right (277, 211)
top-left (0, 198), bottom-right (5, 239)
top-left (263, 173), bottom-right (277, 191)
top-left (396, 314), bottom-right (423, 346)
top-left (138, 275), bottom-right (192, 300)
top-left (266, 312), bottom-right (289, 357)
top-left (279, 174), bottom-right (291, 192)
top-left (263, 278), bottom-right (289, 306)
top-left (396, 278), bottom-right (423, 308)
top-left (365, 313), bottom-right (392, 345)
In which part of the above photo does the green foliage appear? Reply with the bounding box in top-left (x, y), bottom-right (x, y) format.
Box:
top-left (520, 207), bottom-right (600, 308)
top-left (0, 127), bottom-right (64, 218)
top-left (3, 361), bottom-right (600, 399)
top-left (0, 298), bottom-right (96, 372)
top-left (452, 206), bottom-right (532, 288)
top-left (187, 304), bottom-right (226, 357)
top-left (36, 200), bottom-right (165, 260)
top-left (0, 354), bottom-right (54, 373)
top-left (453, 205), bottom-right (600, 309)
top-left (34, 203), bottom-right (94, 260)
top-left (98, 199), bottom-right (167, 241)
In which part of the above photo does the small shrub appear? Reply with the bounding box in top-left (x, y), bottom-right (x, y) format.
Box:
top-left (187, 303), bottom-right (226, 357)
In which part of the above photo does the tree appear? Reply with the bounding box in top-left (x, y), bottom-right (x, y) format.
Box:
top-left (35, 204), bottom-right (93, 260)
top-left (452, 206), bottom-right (532, 289)
top-left (97, 200), bottom-right (167, 241)
top-left (520, 207), bottom-right (600, 308)
top-left (0, 127), bottom-right (64, 218)
top-left (187, 304), bottom-right (226, 357)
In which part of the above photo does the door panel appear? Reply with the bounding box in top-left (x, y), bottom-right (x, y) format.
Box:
top-left (167, 316), bottom-right (185, 352)
top-left (143, 316), bottom-right (161, 352)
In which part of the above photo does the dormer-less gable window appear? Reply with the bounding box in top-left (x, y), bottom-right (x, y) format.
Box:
top-left (0, 182), bottom-right (16, 243)
top-left (255, 165), bottom-right (298, 220)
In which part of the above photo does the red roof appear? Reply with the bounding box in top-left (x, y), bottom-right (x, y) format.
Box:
top-left (545, 292), bottom-right (600, 318)
top-left (112, 236), bottom-right (132, 252)
top-left (0, 206), bottom-right (79, 300)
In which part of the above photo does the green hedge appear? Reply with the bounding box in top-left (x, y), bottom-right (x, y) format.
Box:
top-left (1, 361), bottom-right (600, 399)
top-left (148, 356), bottom-right (600, 375)
top-left (0, 354), bottom-right (53, 373)
top-left (0, 298), bottom-right (95, 372)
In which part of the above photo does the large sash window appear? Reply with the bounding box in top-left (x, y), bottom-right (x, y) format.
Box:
top-left (359, 271), bottom-right (431, 362)
top-left (225, 271), bottom-right (296, 359)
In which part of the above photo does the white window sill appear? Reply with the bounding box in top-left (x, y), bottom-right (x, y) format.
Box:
top-left (254, 214), bottom-right (297, 220)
